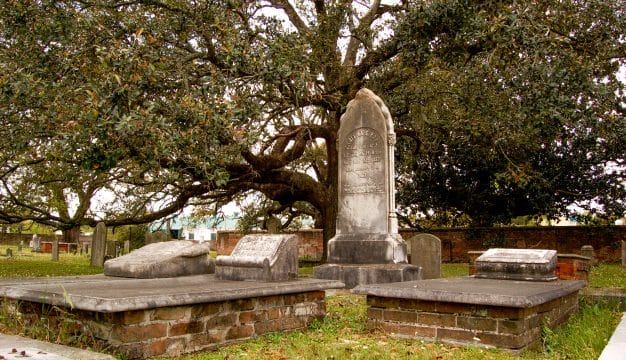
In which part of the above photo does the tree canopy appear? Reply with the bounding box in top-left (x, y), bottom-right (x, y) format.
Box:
top-left (0, 0), bottom-right (624, 247)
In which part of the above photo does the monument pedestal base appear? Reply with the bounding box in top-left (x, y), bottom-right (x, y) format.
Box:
top-left (314, 263), bottom-right (422, 289)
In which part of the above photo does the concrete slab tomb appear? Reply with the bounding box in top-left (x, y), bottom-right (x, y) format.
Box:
top-left (0, 275), bottom-right (343, 359)
top-left (355, 248), bottom-right (586, 351)
top-left (354, 277), bottom-right (585, 351)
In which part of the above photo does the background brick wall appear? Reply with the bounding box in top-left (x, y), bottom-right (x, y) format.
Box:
top-left (217, 226), bottom-right (626, 263)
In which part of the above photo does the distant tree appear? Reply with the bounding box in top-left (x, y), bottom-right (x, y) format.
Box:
top-left (0, 1), bottom-right (624, 258)
top-left (388, 1), bottom-right (625, 227)
top-left (115, 224), bottom-right (148, 251)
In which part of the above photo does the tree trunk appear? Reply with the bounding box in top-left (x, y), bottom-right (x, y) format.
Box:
top-left (320, 114), bottom-right (340, 263)
top-left (62, 226), bottom-right (80, 244)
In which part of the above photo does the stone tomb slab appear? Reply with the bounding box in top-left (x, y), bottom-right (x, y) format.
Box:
top-left (0, 275), bottom-right (343, 358)
top-left (215, 234), bottom-right (298, 282)
top-left (0, 334), bottom-right (114, 360)
top-left (353, 277), bottom-right (585, 351)
top-left (104, 240), bottom-right (215, 278)
top-left (315, 263), bottom-right (421, 289)
top-left (474, 248), bottom-right (558, 281)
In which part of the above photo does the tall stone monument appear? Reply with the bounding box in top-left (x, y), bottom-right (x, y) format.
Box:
top-left (314, 88), bottom-right (421, 288)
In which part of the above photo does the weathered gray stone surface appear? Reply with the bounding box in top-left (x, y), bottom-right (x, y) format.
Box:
top-left (328, 88), bottom-right (407, 264)
top-left (314, 263), bottom-right (421, 289)
top-left (408, 233), bottom-right (441, 279)
top-left (90, 222), bottom-right (106, 267)
top-left (30, 235), bottom-right (41, 252)
top-left (105, 241), bottom-right (117, 259)
top-left (314, 88), bottom-right (420, 288)
top-left (216, 234), bottom-right (298, 282)
top-left (51, 239), bottom-right (59, 262)
top-left (0, 334), bottom-right (115, 360)
top-left (0, 274), bottom-right (343, 313)
top-left (580, 245), bottom-right (595, 263)
top-left (104, 241), bottom-right (215, 278)
top-left (353, 277), bottom-right (585, 308)
top-left (474, 248), bottom-right (558, 281)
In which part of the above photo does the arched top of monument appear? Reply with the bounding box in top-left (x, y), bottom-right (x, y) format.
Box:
top-left (339, 88), bottom-right (395, 140)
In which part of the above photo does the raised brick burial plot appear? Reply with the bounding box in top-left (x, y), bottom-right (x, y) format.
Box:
top-left (354, 249), bottom-right (586, 351)
top-left (0, 275), bottom-right (343, 359)
top-left (0, 235), bottom-right (343, 359)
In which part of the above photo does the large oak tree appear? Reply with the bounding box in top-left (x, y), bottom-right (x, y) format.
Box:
top-left (0, 1), bottom-right (624, 251)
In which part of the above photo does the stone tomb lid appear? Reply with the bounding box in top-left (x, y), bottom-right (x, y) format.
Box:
top-left (0, 274), bottom-right (344, 313)
top-left (353, 277), bottom-right (586, 308)
top-left (475, 248), bottom-right (556, 264)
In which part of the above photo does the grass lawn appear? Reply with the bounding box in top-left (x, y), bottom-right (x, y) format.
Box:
top-left (0, 244), bottom-right (624, 359)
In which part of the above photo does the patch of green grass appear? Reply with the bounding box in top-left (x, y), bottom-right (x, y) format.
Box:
top-left (0, 245), bottom-right (102, 278)
top-left (441, 263), bottom-right (469, 278)
top-left (539, 303), bottom-right (621, 360)
top-left (589, 264), bottom-right (626, 289)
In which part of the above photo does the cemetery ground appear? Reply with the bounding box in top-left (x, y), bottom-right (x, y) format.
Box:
top-left (0, 246), bottom-right (624, 360)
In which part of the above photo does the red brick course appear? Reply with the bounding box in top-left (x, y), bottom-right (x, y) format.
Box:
top-left (12, 291), bottom-right (327, 359)
top-left (365, 292), bottom-right (579, 350)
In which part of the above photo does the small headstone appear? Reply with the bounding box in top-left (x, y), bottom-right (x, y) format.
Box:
top-left (51, 239), bottom-right (59, 262)
top-left (104, 240), bottom-right (214, 278)
top-left (266, 216), bottom-right (281, 234)
top-left (409, 233), bottom-right (441, 279)
top-left (30, 234), bottom-right (41, 252)
top-left (580, 245), bottom-right (597, 265)
top-left (474, 248), bottom-right (557, 281)
top-left (216, 234), bottom-right (298, 282)
top-left (90, 222), bottom-right (106, 267)
top-left (17, 241), bottom-right (23, 253)
top-left (5, 248), bottom-right (12, 257)
top-left (105, 241), bottom-right (117, 260)
top-left (123, 240), bottom-right (130, 255)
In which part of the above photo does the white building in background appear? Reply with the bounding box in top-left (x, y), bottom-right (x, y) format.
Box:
top-left (150, 215), bottom-right (240, 242)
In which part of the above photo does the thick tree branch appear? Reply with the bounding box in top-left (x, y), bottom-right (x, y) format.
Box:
top-left (267, 0), bottom-right (309, 34)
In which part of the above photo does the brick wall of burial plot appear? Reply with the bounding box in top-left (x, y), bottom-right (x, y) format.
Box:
top-left (7, 292), bottom-right (326, 359)
top-left (337, 127), bottom-right (387, 234)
